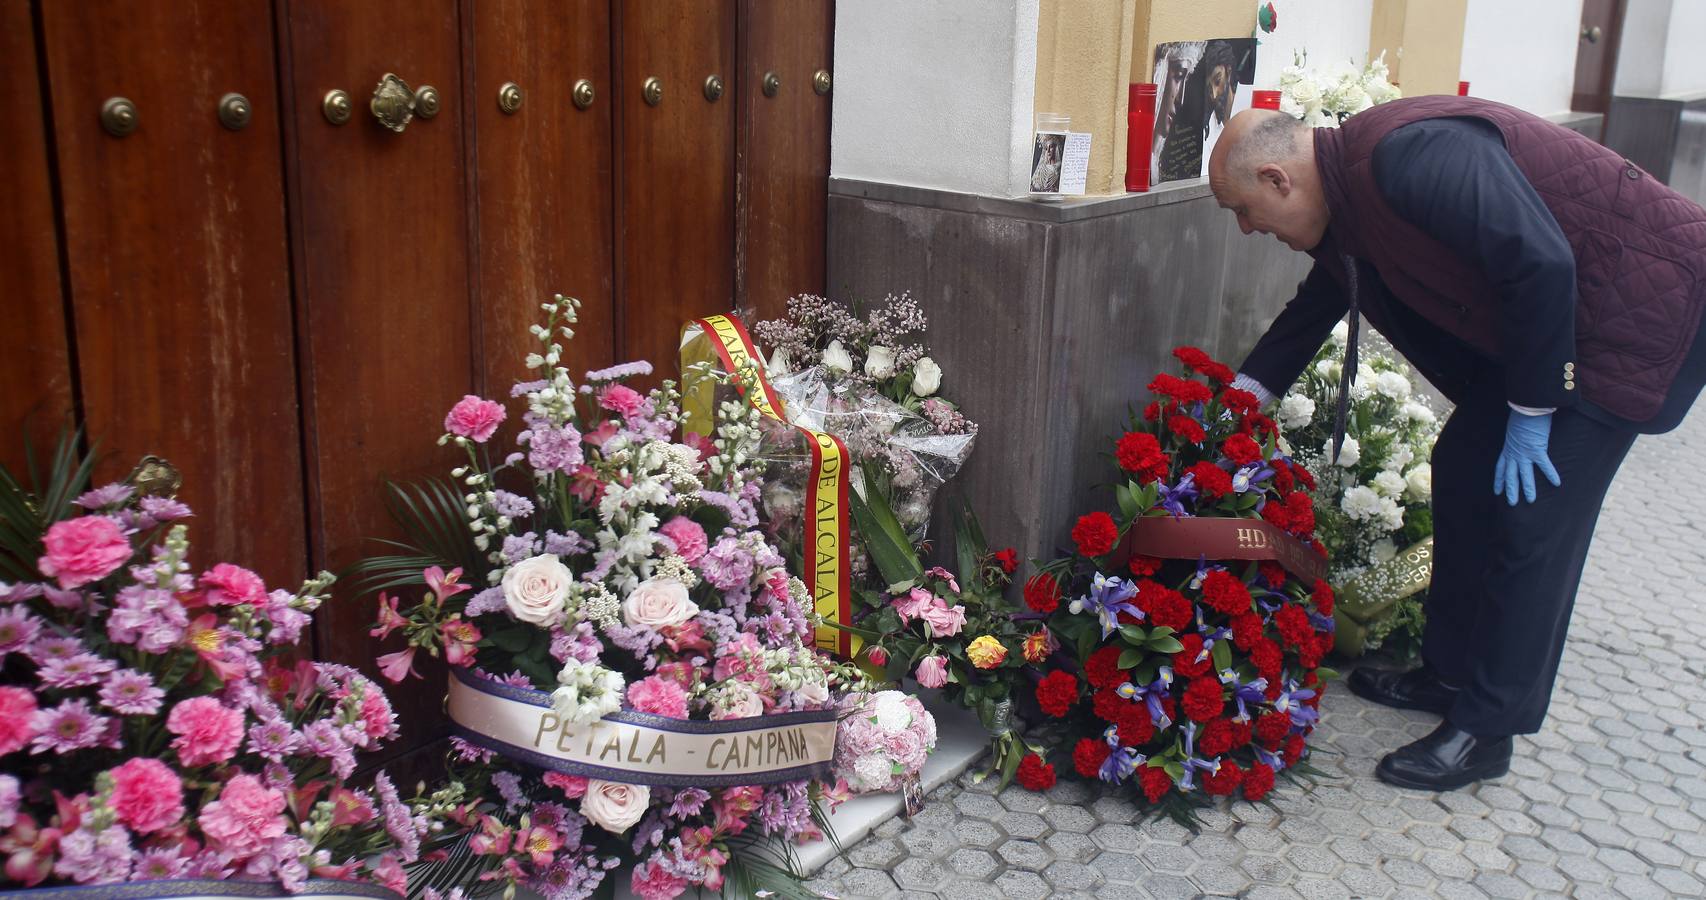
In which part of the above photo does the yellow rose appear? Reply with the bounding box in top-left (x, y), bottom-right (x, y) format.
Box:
top-left (967, 635), bottom-right (1009, 670)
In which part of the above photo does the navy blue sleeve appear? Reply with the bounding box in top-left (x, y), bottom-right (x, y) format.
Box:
top-left (1372, 118), bottom-right (1577, 410)
top-left (1238, 259), bottom-right (1348, 397)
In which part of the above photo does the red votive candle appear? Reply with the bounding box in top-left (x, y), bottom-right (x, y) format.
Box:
top-left (1252, 90), bottom-right (1282, 111)
top-left (1458, 81), bottom-right (1470, 96)
top-left (1127, 83), bottom-right (1158, 193)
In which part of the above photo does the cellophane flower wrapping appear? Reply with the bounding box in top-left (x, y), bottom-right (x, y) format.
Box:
top-left (831, 690), bottom-right (937, 794)
top-left (1018, 347), bottom-right (1335, 813)
top-left (367, 296), bottom-right (873, 900)
top-left (0, 475), bottom-right (459, 893)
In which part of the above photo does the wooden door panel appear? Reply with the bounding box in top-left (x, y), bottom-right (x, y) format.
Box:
top-left (0, 1), bottom-right (75, 473)
top-left (1573, 0), bottom-right (1624, 113)
top-left (282, 1), bottom-right (471, 707)
top-left (471, 0), bottom-right (616, 392)
top-left (38, 1), bottom-right (306, 587)
top-left (616, 0), bottom-right (737, 374)
top-left (737, 0), bottom-right (832, 321)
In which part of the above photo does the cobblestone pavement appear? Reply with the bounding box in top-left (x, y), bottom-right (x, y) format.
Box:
top-left (813, 411), bottom-right (1706, 899)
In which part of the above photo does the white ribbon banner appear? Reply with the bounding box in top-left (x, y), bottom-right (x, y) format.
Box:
top-left (446, 671), bottom-right (839, 787)
top-left (0, 879), bottom-right (401, 900)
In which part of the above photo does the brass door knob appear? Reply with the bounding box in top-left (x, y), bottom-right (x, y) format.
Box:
top-left (370, 73), bottom-right (416, 132)
top-left (218, 92), bottom-right (252, 130)
top-left (323, 89), bottom-right (353, 125)
top-left (572, 79), bottom-right (595, 110)
top-left (813, 69), bottom-right (832, 95)
top-left (498, 82), bottom-right (523, 114)
top-left (1581, 25), bottom-right (1603, 43)
top-left (762, 71), bottom-right (781, 98)
top-left (414, 84), bottom-right (441, 118)
top-left (643, 76), bottom-right (663, 106)
top-left (101, 96), bottom-right (138, 137)
top-left (703, 74), bottom-right (724, 102)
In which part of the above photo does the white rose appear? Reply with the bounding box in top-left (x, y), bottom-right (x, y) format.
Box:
top-left (864, 344), bottom-right (897, 380)
top-left (501, 555), bottom-right (573, 625)
top-left (1330, 320), bottom-right (1350, 347)
top-left (1386, 445), bottom-right (1415, 472)
top-left (1278, 394), bottom-right (1317, 430)
top-left (1375, 371), bottom-right (1413, 401)
top-left (911, 357), bottom-right (943, 397)
top-left (795, 679), bottom-right (830, 708)
top-left (580, 780), bottom-right (650, 834)
top-left (1314, 359), bottom-right (1342, 381)
top-left (1372, 538), bottom-right (1398, 563)
top-left (622, 577), bottom-right (698, 629)
top-left (1405, 464), bottom-right (1432, 502)
top-left (1373, 470), bottom-right (1407, 498)
top-left (1335, 436), bottom-right (1361, 468)
top-left (1399, 401), bottom-right (1436, 425)
top-left (822, 340), bottom-right (853, 375)
top-left (1289, 79), bottom-right (1321, 107)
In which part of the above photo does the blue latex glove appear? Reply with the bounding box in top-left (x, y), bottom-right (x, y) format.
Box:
top-left (1493, 410), bottom-right (1561, 505)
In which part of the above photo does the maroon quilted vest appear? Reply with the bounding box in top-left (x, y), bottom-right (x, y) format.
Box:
top-left (1314, 96), bottom-right (1706, 423)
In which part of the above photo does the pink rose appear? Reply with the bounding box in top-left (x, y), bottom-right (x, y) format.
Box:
top-left (108, 758), bottom-right (184, 834)
top-left (199, 563), bottom-right (267, 607)
top-left (631, 860), bottom-right (689, 900)
top-left (865, 646), bottom-right (889, 667)
top-left (37, 516), bottom-right (131, 590)
top-left (657, 516), bottom-right (709, 564)
top-left (711, 681), bottom-right (765, 720)
top-left (543, 772), bottom-right (588, 799)
top-left (580, 780), bottom-right (650, 834)
top-left (444, 395), bottom-right (506, 443)
top-left (597, 384), bottom-right (647, 417)
top-left (627, 675), bottom-right (689, 718)
top-left (919, 603), bottom-right (967, 638)
top-left (891, 587), bottom-right (938, 623)
top-left (622, 578), bottom-right (699, 630)
top-left (0, 687), bottom-right (38, 755)
top-left (914, 655), bottom-right (949, 689)
top-left (198, 774), bottom-right (286, 858)
top-left (166, 697), bottom-right (244, 767)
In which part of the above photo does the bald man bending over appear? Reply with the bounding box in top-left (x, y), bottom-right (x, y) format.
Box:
top-left (1208, 99), bottom-right (1706, 791)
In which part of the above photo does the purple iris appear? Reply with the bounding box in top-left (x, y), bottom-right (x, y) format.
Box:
top-left (1156, 474), bottom-right (1199, 518)
top-left (1098, 725), bottom-right (1145, 784)
top-left (1231, 463), bottom-right (1276, 495)
top-left (1178, 721), bottom-right (1222, 791)
top-left (1308, 611), bottom-right (1336, 634)
top-left (1118, 666), bottom-right (1175, 729)
top-left (1220, 673), bottom-right (1270, 723)
top-left (1274, 680), bottom-right (1320, 729)
top-left (1255, 744), bottom-right (1287, 773)
top-left (1074, 573), bottom-right (1142, 639)
top-left (1194, 612), bottom-right (1232, 666)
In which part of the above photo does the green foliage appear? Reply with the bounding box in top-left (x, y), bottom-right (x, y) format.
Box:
top-left (0, 427), bottom-right (97, 583)
top-left (345, 476), bottom-right (489, 598)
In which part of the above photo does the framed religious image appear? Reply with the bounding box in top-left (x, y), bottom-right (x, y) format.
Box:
top-left (1151, 37), bottom-right (1258, 185)
top-left (1030, 130), bottom-right (1066, 194)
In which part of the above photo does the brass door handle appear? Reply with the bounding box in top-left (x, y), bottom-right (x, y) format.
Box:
top-left (1582, 25), bottom-right (1603, 43)
top-left (371, 73), bottom-right (416, 132)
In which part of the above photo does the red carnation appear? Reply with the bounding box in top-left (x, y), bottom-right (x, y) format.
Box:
top-left (1072, 512), bottom-right (1119, 558)
top-left (1312, 539), bottom-right (1329, 558)
top-left (1036, 671), bottom-right (1080, 718)
top-left (1128, 555), bottom-right (1162, 578)
top-left (1201, 570), bottom-right (1254, 618)
top-left (1292, 463), bottom-right (1317, 491)
top-left (1220, 388), bottom-right (1262, 416)
top-left (1115, 431), bottom-right (1171, 485)
top-left (1139, 766), bottom-right (1174, 803)
top-left (1086, 646), bottom-right (1127, 690)
top-left (1271, 461), bottom-right (1295, 493)
top-left (1299, 641), bottom-right (1325, 671)
top-left (1312, 580), bottom-right (1335, 616)
top-left (1255, 712), bottom-right (1291, 748)
top-left (1168, 415), bottom-right (1207, 444)
top-left (1024, 573), bottom-right (1061, 613)
top-left (1172, 346), bottom-right (1216, 371)
top-left (1149, 373), bottom-right (1213, 405)
top-left (1231, 612), bottom-right (1265, 651)
top-left (1142, 401), bottom-right (1162, 422)
top-left (1187, 462), bottom-right (1233, 500)
top-left (1259, 561), bottom-right (1288, 590)
top-left (1093, 688), bottom-right (1128, 723)
top-left (1243, 763), bottom-right (1276, 801)
top-left (1284, 492), bottom-right (1316, 536)
top-left (1265, 679), bottom-right (1284, 701)
top-left (1172, 634), bottom-right (1212, 678)
top-left (1222, 433), bottom-right (1263, 467)
top-left (1140, 582), bottom-right (1193, 631)
top-left (1183, 677), bottom-right (1225, 722)
top-left (1073, 738), bottom-right (1111, 778)
top-left (1261, 499), bottom-right (1293, 532)
top-left (1283, 734), bottom-right (1306, 768)
top-left (1199, 718), bottom-right (1236, 757)
top-left (1241, 412), bottom-right (1279, 437)
top-left (1204, 759), bottom-right (1244, 797)
top-left (1017, 753), bottom-right (1057, 791)
top-left (1160, 696), bottom-right (1178, 723)
top-left (1230, 719), bottom-right (1254, 749)
top-left (1117, 705), bottom-right (1156, 746)
top-left (993, 548), bottom-right (1019, 574)
top-left (1274, 605), bottom-right (1313, 649)
top-left (1251, 638), bottom-right (1283, 679)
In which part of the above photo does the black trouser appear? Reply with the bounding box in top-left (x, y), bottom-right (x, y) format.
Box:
top-left (1423, 385), bottom-right (1637, 736)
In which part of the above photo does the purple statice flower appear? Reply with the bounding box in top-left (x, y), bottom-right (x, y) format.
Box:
top-left (603, 621), bottom-right (663, 658)
top-left (502, 532), bottom-right (541, 565)
top-left (695, 609), bottom-right (739, 651)
top-left (630, 811), bottom-right (668, 854)
top-left (375, 771), bottom-right (423, 862)
top-left (98, 669), bottom-right (164, 716)
top-left (54, 823), bottom-right (133, 884)
top-left (464, 587), bottom-right (508, 617)
top-left (581, 550), bottom-right (617, 584)
top-left (107, 585), bottom-right (188, 652)
top-left (247, 717), bottom-right (300, 762)
top-left (533, 852), bottom-right (611, 900)
top-left (584, 361), bottom-right (653, 382)
top-left (251, 836), bottom-right (311, 892)
top-left (491, 770), bottom-right (527, 815)
top-left (667, 787), bottom-right (710, 819)
top-left (550, 621), bottom-right (602, 665)
top-left (699, 537), bottom-right (755, 591)
top-left (524, 424), bottom-right (585, 474)
top-left (697, 490), bottom-right (757, 530)
top-left (74, 483), bottom-right (135, 510)
top-left (133, 846), bottom-right (191, 880)
top-left (37, 652), bottom-right (116, 690)
top-left (31, 699), bottom-right (110, 754)
top-left (301, 719), bottom-right (357, 779)
top-left (510, 378), bottom-right (549, 398)
top-left (544, 529), bottom-right (592, 557)
top-left (138, 496), bottom-right (192, 522)
top-left (27, 634), bottom-right (85, 664)
top-left (262, 590), bottom-right (310, 645)
top-left (492, 490), bottom-right (536, 519)
top-left (0, 774), bottom-right (19, 828)
top-left (450, 736), bottom-right (496, 764)
top-left (0, 606), bottom-right (42, 658)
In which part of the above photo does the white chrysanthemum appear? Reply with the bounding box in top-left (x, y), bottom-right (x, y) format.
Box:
top-left (1376, 497), bottom-right (1405, 531)
top-left (1335, 436), bottom-right (1362, 468)
top-left (1373, 471), bottom-right (1407, 498)
top-left (552, 659), bottom-right (625, 725)
top-left (1349, 363), bottom-right (1378, 400)
top-left (1399, 401), bottom-right (1436, 424)
top-left (872, 692), bottom-right (913, 733)
top-left (1375, 372), bottom-right (1413, 401)
top-left (1341, 485), bottom-right (1383, 520)
top-left (1279, 394), bottom-right (1317, 430)
top-left (1372, 538), bottom-right (1398, 563)
top-left (1405, 464), bottom-right (1432, 502)
top-left (1387, 445), bottom-right (1416, 472)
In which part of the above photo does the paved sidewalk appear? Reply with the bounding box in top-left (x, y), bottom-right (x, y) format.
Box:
top-left (813, 411), bottom-right (1706, 899)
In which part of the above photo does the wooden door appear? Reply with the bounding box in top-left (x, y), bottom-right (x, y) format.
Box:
top-left (280, 1), bottom-right (472, 747)
top-left (0, 0), bottom-right (74, 475)
top-left (614, 0), bottom-right (738, 371)
top-left (36, 1), bottom-right (306, 588)
top-left (469, 0), bottom-right (617, 391)
top-left (1573, 0), bottom-right (1626, 113)
top-left (736, 0), bottom-right (833, 321)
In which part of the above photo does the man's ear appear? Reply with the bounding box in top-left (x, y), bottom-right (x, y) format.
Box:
top-left (1256, 162), bottom-right (1292, 197)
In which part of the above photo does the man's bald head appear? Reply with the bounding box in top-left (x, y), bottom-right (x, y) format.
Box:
top-left (1210, 109), bottom-right (1309, 183)
top-left (1207, 109), bottom-right (1329, 251)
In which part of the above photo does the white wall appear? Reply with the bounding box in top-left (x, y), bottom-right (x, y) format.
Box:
top-left (1460, 0), bottom-right (1584, 117)
top-left (1615, 0), bottom-right (1671, 97)
top-left (1662, 1), bottom-right (1706, 97)
top-left (1252, 0), bottom-right (1374, 91)
top-left (831, 0), bottom-right (1041, 197)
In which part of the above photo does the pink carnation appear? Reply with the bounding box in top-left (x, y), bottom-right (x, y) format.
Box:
top-left (914, 655), bottom-right (949, 689)
top-left (657, 516), bottom-right (709, 565)
top-left (542, 772), bottom-right (588, 799)
top-left (108, 758), bottom-right (185, 834)
top-left (631, 860), bottom-right (689, 900)
top-left (627, 676), bottom-right (689, 718)
top-left (199, 563), bottom-right (267, 608)
top-left (198, 774), bottom-right (286, 858)
top-left (444, 395), bottom-right (506, 443)
top-left (166, 697), bottom-right (245, 768)
top-left (0, 687), bottom-right (38, 755)
top-left (37, 516), bottom-right (131, 590)
top-left (598, 384), bottom-right (648, 417)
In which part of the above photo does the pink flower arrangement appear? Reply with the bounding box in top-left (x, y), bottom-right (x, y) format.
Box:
top-left (36, 516), bottom-right (131, 589)
top-left (445, 394), bottom-right (507, 442)
top-left (833, 690), bottom-right (938, 794)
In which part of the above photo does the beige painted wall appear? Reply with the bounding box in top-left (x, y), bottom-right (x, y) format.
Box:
top-left (1131, 0), bottom-right (1256, 81)
top-left (1369, 0), bottom-right (1469, 97)
top-left (1034, 0), bottom-right (1137, 195)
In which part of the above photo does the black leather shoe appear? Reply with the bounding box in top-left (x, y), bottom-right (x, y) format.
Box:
top-left (1347, 664), bottom-right (1459, 715)
top-left (1376, 721), bottom-right (1512, 791)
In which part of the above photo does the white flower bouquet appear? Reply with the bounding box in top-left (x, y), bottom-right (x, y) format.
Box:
top-left (1278, 51), bottom-right (1401, 128)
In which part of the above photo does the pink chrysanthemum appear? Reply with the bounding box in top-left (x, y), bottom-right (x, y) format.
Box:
top-left (0, 607), bottom-right (41, 658)
top-left (37, 651), bottom-right (116, 690)
top-left (30, 698), bottom-right (109, 754)
top-left (98, 669), bottom-right (164, 716)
